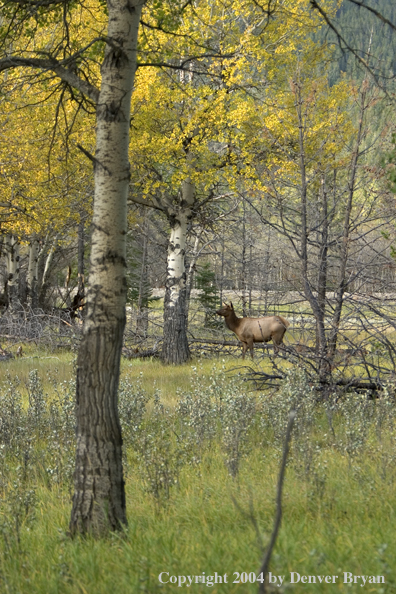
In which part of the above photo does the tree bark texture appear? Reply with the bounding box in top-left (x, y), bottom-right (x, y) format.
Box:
top-left (5, 234), bottom-right (20, 306)
top-left (27, 235), bottom-right (39, 308)
top-left (162, 211), bottom-right (191, 364)
top-left (241, 198), bottom-right (247, 316)
top-left (185, 229), bottom-right (205, 323)
top-left (70, 0), bottom-right (144, 536)
top-left (39, 234), bottom-right (59, 308)
top-left (162, 180), bottom-right (194, 364)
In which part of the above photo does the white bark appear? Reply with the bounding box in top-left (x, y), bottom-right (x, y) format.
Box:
top-left (84, 2), bottom-right (142, 331)
top-left (167, 178), bottom-right (194, 306)
top-left (162, 179), bottom-right (195, 364)
top-left (5, 234), bottom-right (20, 302)
top-left (70, 0), bottom-right (144, 535)
top-left (27, 235), bottom-right (39, 306)
top-left (27, 235), bottom-right (39, 292)
top-left (185, 232), bottom-right (201, 314)
top-left (41, 234), bottom-right (58, 289)
top-left (167, 212), bottom-right (189, 307)
top-left (77, 216), bottom-right (85, 294)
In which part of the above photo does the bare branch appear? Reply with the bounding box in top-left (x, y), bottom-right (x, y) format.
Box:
top-left (128, 193), bottom-right (165, 213)
top-left (346, 0), bottom-right (396, 31)
top-left (258, 410), bottom-right (296, 593)
top-left (310, 0), bottom-right (391, 89)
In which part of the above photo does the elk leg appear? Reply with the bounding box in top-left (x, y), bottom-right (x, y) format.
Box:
top-left (241, 342), bottom-right (248, 359)
top-left (248, 338), bottom-right (254, 360)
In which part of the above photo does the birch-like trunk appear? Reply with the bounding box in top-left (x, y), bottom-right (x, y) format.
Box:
top-left (5, 234), bottom-right (20, 306)
top-left (162, 181), bottom-right (193, 364)
top-left (27, 235), bottom-right (39, 308)
top-left (39, 234), bottom-right (58, 307)
top-left (69, 0), bottom-right (144, 536)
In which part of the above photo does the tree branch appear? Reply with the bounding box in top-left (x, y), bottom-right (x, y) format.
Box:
top-left (310, 0), bottom-right (391, 88)
top-left (0, 56), bottom-right (100, 103)
top-left (128, 194), bottom-right (165, 213)
top-left (346, 0), bottom-right (396, 31)
top-left (258, 411), bottom-right (296, 594)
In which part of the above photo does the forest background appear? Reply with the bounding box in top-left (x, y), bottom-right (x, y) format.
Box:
top-left (0, 0), bottom-right (396, 592)
top-left (0, 0), bottom-right (396, 375)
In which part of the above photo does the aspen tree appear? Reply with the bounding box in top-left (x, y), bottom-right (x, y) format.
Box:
top-left (0, 0), bottom-right (145, 533)
top-left (0, 0), bottom-right (338, 533)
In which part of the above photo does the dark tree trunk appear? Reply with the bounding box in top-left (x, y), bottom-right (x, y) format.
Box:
top-left (162, 282), bottom-right (190, 364)
top-left (70, 321), bottom-right (126, 534)
top-left (328, 85), bottom-right (366, 361)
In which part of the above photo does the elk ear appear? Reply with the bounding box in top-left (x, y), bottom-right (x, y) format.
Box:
top-left (230, 301), bottom-right (233, 308)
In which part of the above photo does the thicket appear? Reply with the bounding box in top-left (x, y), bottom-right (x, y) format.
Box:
top-left (0, 366), bottom-right (395, 592)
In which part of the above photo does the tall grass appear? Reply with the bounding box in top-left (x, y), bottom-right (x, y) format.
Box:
top-left (0, 363), bottom-right (395, 593)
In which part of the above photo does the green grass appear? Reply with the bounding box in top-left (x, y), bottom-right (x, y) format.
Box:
top-left (0, 358), bottom-right (395, 593)
top-left (0, 345), bottom-right (75, 387)
top-left (1, 450), bottom-right (394, 593)
top-left (0, 345), bottom-right (277, 404)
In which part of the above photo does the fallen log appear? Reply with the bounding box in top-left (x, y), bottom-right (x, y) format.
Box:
top-left (189, 338), bottom-right (277, 350)
top-left (325, 377), bottom-right (384, 391)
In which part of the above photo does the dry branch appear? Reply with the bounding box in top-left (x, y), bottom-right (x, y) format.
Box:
top-left (258, 410), bottom-right (296, 594)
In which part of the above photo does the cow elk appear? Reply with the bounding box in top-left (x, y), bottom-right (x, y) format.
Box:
top-left (216, 302), bottom-right (290, 359)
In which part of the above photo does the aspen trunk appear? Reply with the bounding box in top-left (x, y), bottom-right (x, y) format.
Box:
top-left (219, 237), bottom-right (225, 306)
top-left (69, 0), bottom-right (143, 536)
top-left (6, 234), bottom-right (20, 306)
top-left (162, 186), bottom-right (192, 364)
top-left (185, 231), bottom-right (203, 323)
top-left (27, 235), bottom-right (39, 308)
top-left (241, 199), bottom-right (247, 316)
top-left (39, 235), bottom-right (58, 308)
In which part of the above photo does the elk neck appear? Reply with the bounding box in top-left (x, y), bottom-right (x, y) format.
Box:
top-left (224, 309), bottom-right (241, 332)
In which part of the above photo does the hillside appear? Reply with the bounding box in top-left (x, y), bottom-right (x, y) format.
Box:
top-left (320, 0), bottom-right (396, 87)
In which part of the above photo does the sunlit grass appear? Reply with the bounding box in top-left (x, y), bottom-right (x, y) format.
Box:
top-left (1, 441), bottom-right (394, 593)
top-left (0, 340), bottom-right (395, 593)
top-left (0, 345), bottom-right (75, 393)
top-left (0, 346), bottom-right (277, 405)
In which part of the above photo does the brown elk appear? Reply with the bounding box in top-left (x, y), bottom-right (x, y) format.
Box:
top-left (216, 302), bottom-right (290, 359)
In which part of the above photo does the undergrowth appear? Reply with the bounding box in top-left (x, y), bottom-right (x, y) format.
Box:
top-left (0, 366), bottom-right (395, 593)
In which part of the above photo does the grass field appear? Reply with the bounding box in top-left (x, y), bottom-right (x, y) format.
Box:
top-left (0, 353), bottom-right (395, 593)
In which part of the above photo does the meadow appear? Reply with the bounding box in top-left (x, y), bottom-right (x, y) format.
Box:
top-left (0, 351), bottom-right (395, 593)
